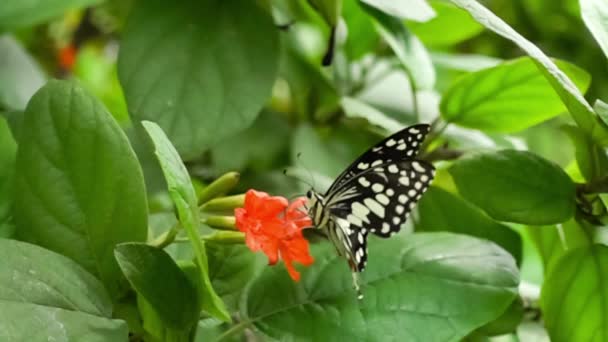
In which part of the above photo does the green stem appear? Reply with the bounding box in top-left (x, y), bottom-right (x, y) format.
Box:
top-left (579, 175), bottom-right (608, 194)
top-left (148, 223), bottom-right (180, 249)
top-left (214, 320), bottom-right (251, 342)
top-left (200, 194), bottom-right (245, 213)
top-left (201, 216), bottom-right (237, 231)
top-left (198, 172), bottom-right (240, 204)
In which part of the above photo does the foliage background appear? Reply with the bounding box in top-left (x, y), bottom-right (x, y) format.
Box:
top-left (1, 0), bottom-right (608, 341)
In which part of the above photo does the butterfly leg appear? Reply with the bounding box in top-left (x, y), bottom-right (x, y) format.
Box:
top-left (351, 271), bottom-right (363, 300)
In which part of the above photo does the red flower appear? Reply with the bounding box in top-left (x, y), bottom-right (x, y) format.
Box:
top-left (235, 190), bottom-right (313, 281)
top-left (58, 44), bottom-right (77, 71)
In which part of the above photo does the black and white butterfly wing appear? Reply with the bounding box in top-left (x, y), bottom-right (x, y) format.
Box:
top-left (326, 159), bottom-right (435, 271)
top-left (326, 124), bottom-right (431, 194)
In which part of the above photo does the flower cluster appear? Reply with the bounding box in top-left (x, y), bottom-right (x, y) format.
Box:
top-left (235, 190), bottom-right (313, 281)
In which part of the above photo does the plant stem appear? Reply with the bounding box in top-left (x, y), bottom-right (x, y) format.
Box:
top-left (198, 172), bottom-right (240, 204)
top-left (201, 216), bottom-right (237, 230)
top-left (148, 223), bottom-right (180, 249)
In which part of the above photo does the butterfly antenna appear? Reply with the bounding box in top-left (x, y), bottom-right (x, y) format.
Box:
top-left (296, 152), bottom-right (317, 191)
top-left (283, 168), bottom-right (315, 190)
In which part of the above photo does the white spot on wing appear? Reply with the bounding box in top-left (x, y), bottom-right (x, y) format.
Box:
top-left (372, 183), bottom-right (384, 192)
top-left (386, 139), bottom-right (396, 147)
top-left (376, 194), bottom-right (389, 205)
top-left (352, 202), bottom-right (371, 223)
top-left (358, 177), bottom-right (370, 187)
top-left (357, 162), bottom-right (369, 170)
top-left (386, 189), bottom-right (394, 196)
top-left (397, 144), bottom-right (406, 150)
top-left (412, 161), bottom-right (426, 173)
top-left (381, 223), bottom-right (390, 234)
top-left (388, 165), bottom-right (399, 173)
top-left (364, 198), bottom-right (385, 218)
top-left (399, 177), bottom-right (410, 186)
top-left (347, 214), bottom-right (363, 227)
top-left (392, 217), bottom-right (401, 225)
top-left (399, 194), bottom-right (408, 204)
top-left (396, 205), bottom-right (404, 214)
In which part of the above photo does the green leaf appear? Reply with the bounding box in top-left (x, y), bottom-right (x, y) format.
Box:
top-left (307, 0), bottom-right (341, 26)
top-left (0, 239), bottom-right (127, 341)
top-left (449, 150), bottom-right (576, 225)
top-left (0, 302), bottom-right (128, 341)
top-left (14, 80), bottom-right (148, 298)
top-left (363, 4), bottom-right (436, 90)
top-left (340, 97), bottom-right (404, 133)
top-left (0, 117), bottom-right (16, 238)
top-left (541, 244), bottom-right (608, 342)
top-left (243, 233), bottom-right (519, 341)
top-left (118, 0), bottom-right (279, 160)
top-left (440, 57), bottom-right (591, 133)
top-left (474, 297), bottom-right (524, 337)
top-left (580, 0), bottom-right (608, 59)
top-left (562, 125), bottom-right (608, 181)
top-left (417, 187), bottom-right (522, 264)
top-left (114, 243), bottom-right (200, 330)
top-left (446, 0), bottom-right (608, 147)
top-left (0, 0), bottom-right (101, 31)
top-left (527, 220), bottom-right (591, 273)
top-left (360, 0), bottom-right (435, 21)
top-left (431, 53), bottom-right (502, 72)
top-left (291, 124), bottom-right (377, 181)
top-left (210, 112), bottom-right (291, 174)
top-left (0, 36), bottom-right (45, 111)
top-left (408, 1), bottom-right (483, 47)
top-left (279, 34), bottom-right (340, 122)
top-left (207, 244), bottom-right (265, 312)
top-left (595, 99), bottom-right (608, 126)
top-left (342, 1), bottom-right (379, 60)
top-left (0, 238), bottom-right (112, 316)
top-left (141, 121), bottom-right (230, 322)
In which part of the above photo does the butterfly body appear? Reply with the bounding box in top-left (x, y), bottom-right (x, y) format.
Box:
top-left (305, 124), bottom-right (435, 298)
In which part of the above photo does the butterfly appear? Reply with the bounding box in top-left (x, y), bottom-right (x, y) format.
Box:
top-left (305, 124), bottom-right (435, 299)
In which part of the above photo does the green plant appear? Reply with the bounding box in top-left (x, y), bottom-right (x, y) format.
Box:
top-left (1, 0), bottom-right (608, 341)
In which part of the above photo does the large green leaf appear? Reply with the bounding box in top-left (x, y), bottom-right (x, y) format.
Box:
top-left (14, 80), bottom-right (148, 298)
top-left (360, 0), bottom-right (435, 21)
top-left (119, 0), bottom-right (279, 160)
top-left (0, 239), bottom-right (127, 341)
top-left (0, 36), bottom-right (45, 111)
top-left (363, 4), bottom-right (435, 90)
top-left (440, 57), bottom-right (590, 133)
top-left (0, 117), bottom-right (16, 237)
top-left (407, 1), bottom-right (483, 47)
top-left (242, 233), bottom-right (518, 341)
top-left (206, 244), bottom-right (265, 312)
top-left (449, 150), bottom-right (575, 225)
top-left (114, 243), bottom-right (200, 331)
top-left (446, 0), bottom-right (608, 147)
top-left (580, 0), bottom-right (608, 59)
top-left (142, 121), bottom-right (230, 322)
top-left (0, 302), bottom-right (128, 341)
top-left (0, 0), bottom-right (101, 31)
top-left (0, 239), bottom-right (112, 316)
top-left (417, 187), bottom-right (522, 264)
top-left (541, 245), bottom-right (608, 342)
